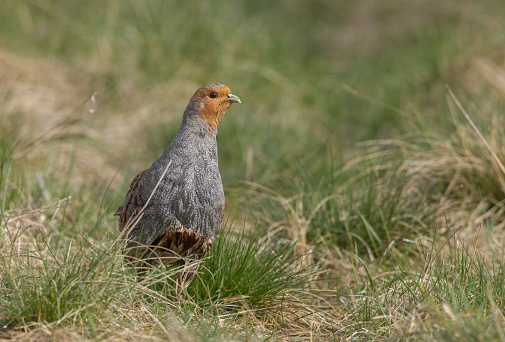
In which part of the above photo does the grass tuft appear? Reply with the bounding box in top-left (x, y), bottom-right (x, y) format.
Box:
top-left (188, 224), bottom-right (309, 308)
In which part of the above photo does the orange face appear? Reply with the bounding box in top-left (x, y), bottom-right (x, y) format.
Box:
top-left (190, 85), bottom-right (241, 132)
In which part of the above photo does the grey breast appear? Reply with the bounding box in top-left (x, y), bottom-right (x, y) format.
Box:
top-left (135, 128), bottom-right (225, 246)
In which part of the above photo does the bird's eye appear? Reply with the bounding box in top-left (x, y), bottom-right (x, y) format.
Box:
top-left (209, 92), bottom-right (218, 98)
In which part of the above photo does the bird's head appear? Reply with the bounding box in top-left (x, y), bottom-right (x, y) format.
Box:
top-left (185, 83), bottom-right (241, 133)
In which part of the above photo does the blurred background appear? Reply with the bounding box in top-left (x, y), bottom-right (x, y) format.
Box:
top-left (2, 0), bottom-right (503, 194)
top-left (2, 1), bottom-right (505, 340)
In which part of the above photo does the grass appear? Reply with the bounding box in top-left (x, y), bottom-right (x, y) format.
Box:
top-left (1, 0), bottom-right (505, 340)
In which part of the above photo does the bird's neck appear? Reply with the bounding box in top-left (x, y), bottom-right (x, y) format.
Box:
top-left (158, 122), bottom-right (218, 162)
top-left (181, 102), bottom-right (222, 137)
top-left (178, 121), bottom-right (218, 140)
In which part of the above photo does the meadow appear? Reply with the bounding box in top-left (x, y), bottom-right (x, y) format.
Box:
top-left (1, 1), bottom-right (505, 340)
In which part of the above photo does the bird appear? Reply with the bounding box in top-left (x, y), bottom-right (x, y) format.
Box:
top-left (116, 83), bottom-right (241, 297)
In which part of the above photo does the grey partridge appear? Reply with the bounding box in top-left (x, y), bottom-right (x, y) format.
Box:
top-left (116, 83), bottom-right (241, 296)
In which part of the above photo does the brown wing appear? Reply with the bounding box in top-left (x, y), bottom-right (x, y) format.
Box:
top-left (117, 170), bottom-right (147, 232)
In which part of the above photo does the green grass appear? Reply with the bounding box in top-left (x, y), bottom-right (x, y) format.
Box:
top-left (188, 226), bottom-right (306, 306)
top-left (1, 0), bottom-right (505, 340)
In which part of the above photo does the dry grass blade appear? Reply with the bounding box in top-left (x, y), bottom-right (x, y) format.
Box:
top-left (446, 86), bottom-right (505, 178)
top-left (462, 221), bottom-right (483, 293)
top-left (120, 161), bottom-right (173, 239)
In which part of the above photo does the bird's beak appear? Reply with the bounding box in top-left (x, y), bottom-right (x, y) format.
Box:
top-left (224, 93), bottom-right (241, 104)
